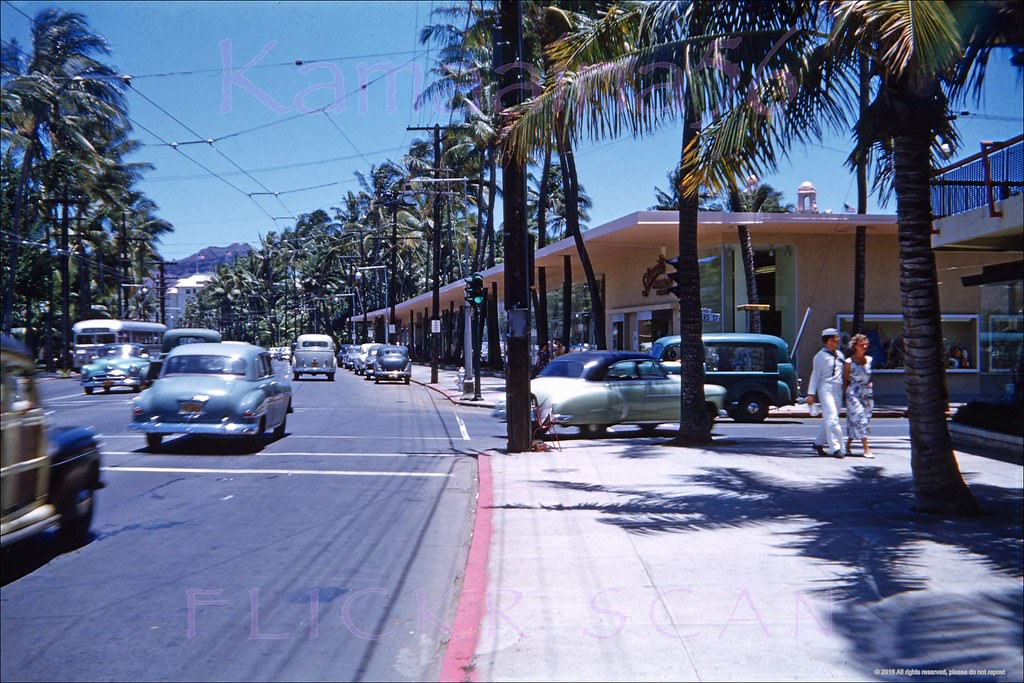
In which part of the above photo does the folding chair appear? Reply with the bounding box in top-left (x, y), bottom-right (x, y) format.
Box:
top-left (532, 396), bottom-right (561, 451)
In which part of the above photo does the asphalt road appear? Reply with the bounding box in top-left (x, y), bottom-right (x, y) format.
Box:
top-left (2, 363), bottom-right (911, 682)
top-left (1, 363), bottom-right (501, 683)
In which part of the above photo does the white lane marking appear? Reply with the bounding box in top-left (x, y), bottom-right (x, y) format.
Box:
top-left (104, 450), bottom-right (466, 458)
top-left (102, 466), bottom-right (449, 478)
top-left (97, 434), bottom-right (461, 441)
top-left (455, 413), bottom-right (470, 441)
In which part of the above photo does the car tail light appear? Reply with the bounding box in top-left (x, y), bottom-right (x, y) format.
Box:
top-left (242, 409), bottom-right (256, 418)
top-left (132, 406), bottom-right (143, 416)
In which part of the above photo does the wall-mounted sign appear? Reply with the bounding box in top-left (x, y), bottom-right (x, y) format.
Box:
top-left (641, 256), bottom-right (673, 297)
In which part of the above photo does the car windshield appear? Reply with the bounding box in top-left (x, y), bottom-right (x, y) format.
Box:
top-left (98, 344), bottom-right (145, 359)
top-left (163, 354), bottom-right (247, 376)
top-left (537, 358), bottom-right (585, 379)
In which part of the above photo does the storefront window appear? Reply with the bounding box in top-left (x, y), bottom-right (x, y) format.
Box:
top-left (980, 281), bottom-right (1023, 374)
top-left (837, 314), bottom-right (980, 372)
top-left (699, 249), bottom-right (723, 333)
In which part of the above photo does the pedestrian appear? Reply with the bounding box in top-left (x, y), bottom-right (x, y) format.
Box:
top-left (806, 327), bottom-right (845, 458)
top-left (844, 333), bottom-right (874, 458)
top-left (533, 342), bottom-right (551, 378)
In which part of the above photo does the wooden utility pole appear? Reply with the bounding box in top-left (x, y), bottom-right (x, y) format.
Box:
top-left (498, 0), bottom-right (532, 452)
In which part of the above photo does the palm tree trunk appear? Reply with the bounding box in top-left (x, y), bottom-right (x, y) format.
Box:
top-left (737, 224), bottom-right (761, 333)
top-left (674, 111), bottom-right (711, 445)
top-left (555, 118), bottom-right (605, 349)
top-left (3, 140), bottom-right (37, 334)
top-left (892, 122), bottom-right (979, 516)
top-left (485, 142), bottom-right (498, 269)
top-left (853, 55), bottom-right (870, 335)
top-left (536, 139), bottom-right (553, 351)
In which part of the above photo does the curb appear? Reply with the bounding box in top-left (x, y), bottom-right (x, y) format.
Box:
top-left (438, 452), bottom-right (492, 683)
top-left (949, 422), bottom-right (1024, 463)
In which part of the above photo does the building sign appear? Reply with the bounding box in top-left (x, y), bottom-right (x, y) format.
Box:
top-left (702, 308), bottom-right (722, 322)
top-left (641, 256), bottom-right (673, 297)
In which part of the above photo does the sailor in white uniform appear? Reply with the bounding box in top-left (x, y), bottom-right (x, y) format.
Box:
top-left (806, 327), bottom-right (845, 457)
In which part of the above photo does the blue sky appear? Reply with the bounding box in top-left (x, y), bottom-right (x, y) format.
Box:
top-left (3, 0), bottom-right (1023, 261)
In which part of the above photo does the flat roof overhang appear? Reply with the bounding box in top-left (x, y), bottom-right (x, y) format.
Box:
top-left (356, 210), bottom-right (899, 322)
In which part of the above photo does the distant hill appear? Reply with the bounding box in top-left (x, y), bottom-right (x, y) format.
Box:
top-left (163, 243), bottom-right (252, 280)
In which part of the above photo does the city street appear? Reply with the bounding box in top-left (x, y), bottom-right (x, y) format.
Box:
top-left (1, 363), bottom-right (495, 682)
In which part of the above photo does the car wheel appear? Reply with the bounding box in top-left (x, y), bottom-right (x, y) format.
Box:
top-left (328, 373), bottom-right (335, 381)
top-left (273, 413), bottom-right (287, 439)
top-left (146, 434), bottom-right (162, 450)
top-left (248, 417), bottom-right (266, 450)
top-left (132, 385), bottom-right (142, 393)
top-left (292, 372), bottom-right (299, 381)
top-left (57, 471), bottom-right (96, 547)
top-left (580, 424), bottom-right (608, 437)
top-left (83, 386), bottom-right (93, 395)
top-left (734, 393), bottom-right (769, 423)
top-left (404, 377), bottom-right (410, 385)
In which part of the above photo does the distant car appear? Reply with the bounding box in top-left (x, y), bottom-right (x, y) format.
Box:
top-left (337, 344), bottom-right (354, 369)
top-left (372, 345), bottom-right (412, 384)
top-left (362, 344), bottom-right (385, 380)
top-left (2, 335), bottom-right (103, 547)
top-left (80, 343), bottom-right (153, 394)
top-left (292, 334), bottom-right (336, 381)
top-left (352, 342), bottom-right (376, 375)
top-left (147, 328), bottom-right (222, 382)
top-left (652, 333), bottom-right (799, 422)
top-left (492, 351), bottom-right (726, 436)
top-left (130, 342), bottom-right (292, 451)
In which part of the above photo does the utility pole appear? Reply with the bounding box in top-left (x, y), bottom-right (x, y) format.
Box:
top-left (497, 0), bottom-right (532, 452)
top-left (158, 259), bottom-right (176, 326)
top-left (407, 125), bottom-right (462, 384)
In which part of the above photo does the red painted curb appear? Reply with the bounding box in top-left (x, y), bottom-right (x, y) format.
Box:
top-left (439, 451), bottom-right (493, 683)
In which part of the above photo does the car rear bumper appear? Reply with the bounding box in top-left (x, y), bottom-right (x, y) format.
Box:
top-left (82, 376), bottom-right (142, 389)
top-left (129, 419), bottom-right (260, 436)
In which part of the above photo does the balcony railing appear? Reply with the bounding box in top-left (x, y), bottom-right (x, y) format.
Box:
top-left (931, 134), bottom-right (1024, 219)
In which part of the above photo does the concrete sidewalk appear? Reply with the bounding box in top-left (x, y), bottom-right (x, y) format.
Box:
top-left (408, 364), bottom-right (1023, 682)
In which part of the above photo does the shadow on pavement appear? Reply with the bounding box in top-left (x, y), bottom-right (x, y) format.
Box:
top-left (511, 467), bottom-right (1022, 678)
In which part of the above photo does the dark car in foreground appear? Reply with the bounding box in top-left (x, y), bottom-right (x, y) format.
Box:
top-left (372, 345), bottom-right (412, 384)
top-left (2, 335), bottom-right (103, 548)
top-left (130, 342), bottom-right (291, 451)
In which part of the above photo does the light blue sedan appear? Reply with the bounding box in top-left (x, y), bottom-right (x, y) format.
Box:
top-left (130, 343), bottom-right (291, 451)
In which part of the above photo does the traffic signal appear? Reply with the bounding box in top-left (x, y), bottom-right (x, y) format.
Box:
top-left (665, 257), bottom-right (683, 298)
top-left (464, 272), bottom-right (485, 306)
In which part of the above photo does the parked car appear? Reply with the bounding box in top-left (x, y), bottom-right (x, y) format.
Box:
top-left (371, 345), bottom-right (412, 384)
top-left (362, 344), bottom-right (385, 380)
top-left (130, 342), bottom-right (292, 451)
top-left (652, 333), bottom-right (799, 422)
top-left (147, 328), bottom-right (222, 382)
top-left (492, 351), bottom-right (726, 435)
top-left (80, 342), bottom-right (154, 394)
top-left (337, 343), bottom-right (354, 369)
top-left (352, 342), bottom-right (376, 375)
top-left (292, 333), bottom-right (336, 381)
top-left (2, 335), bottom-right (103, 547)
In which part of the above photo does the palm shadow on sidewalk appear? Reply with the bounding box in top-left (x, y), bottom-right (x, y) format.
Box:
top-left (508, 465), bottom-right (1023, 678)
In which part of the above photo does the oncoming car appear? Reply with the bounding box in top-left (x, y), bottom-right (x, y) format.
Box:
top-left (130, 342), bottom-right (291, 451)
top-left (2, 335), bottom-right (103, 548)
top-left (80, 343), bottom-right (153, 394)
top-left (493, 351), bottom-right (726, 436)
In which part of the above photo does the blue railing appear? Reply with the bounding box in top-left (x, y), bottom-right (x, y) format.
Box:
top-left (931, 135), bottom-right (1023, 219)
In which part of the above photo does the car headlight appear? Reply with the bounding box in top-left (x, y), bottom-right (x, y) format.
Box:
top-left (129, 366), bottom-right (140, 376)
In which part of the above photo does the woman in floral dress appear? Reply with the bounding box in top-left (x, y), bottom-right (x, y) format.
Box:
top-left (844, 333), bottom-right (875, 458)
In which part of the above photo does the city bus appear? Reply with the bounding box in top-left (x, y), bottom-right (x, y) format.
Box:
top-left (71, 319), bottom-right (167, 370)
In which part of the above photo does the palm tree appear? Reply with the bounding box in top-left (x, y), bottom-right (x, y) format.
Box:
top-left (0, 8), bottom-right (129, 334)
top-left (686, 1), bottom-right (1022, 514)
top-left (503, 1), bottom-right (816, 443)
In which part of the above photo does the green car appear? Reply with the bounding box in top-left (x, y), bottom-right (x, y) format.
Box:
top-left (492, 351), bottom-right (727, 436)
top-left (80, 343), bottom-right (153, 394)
top-left (652, 333), bottom-right (799, 422)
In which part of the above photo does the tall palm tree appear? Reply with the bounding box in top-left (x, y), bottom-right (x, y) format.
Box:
top-left (503, 1), bottom-right (816, 443)
top-left (0, 8), bottom-right (129, 334)
top-left (686, 0), bottom-right (1022, 514)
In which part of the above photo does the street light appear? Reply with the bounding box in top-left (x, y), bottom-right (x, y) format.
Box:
top-left (355, 265), bottom-right (388, 342)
